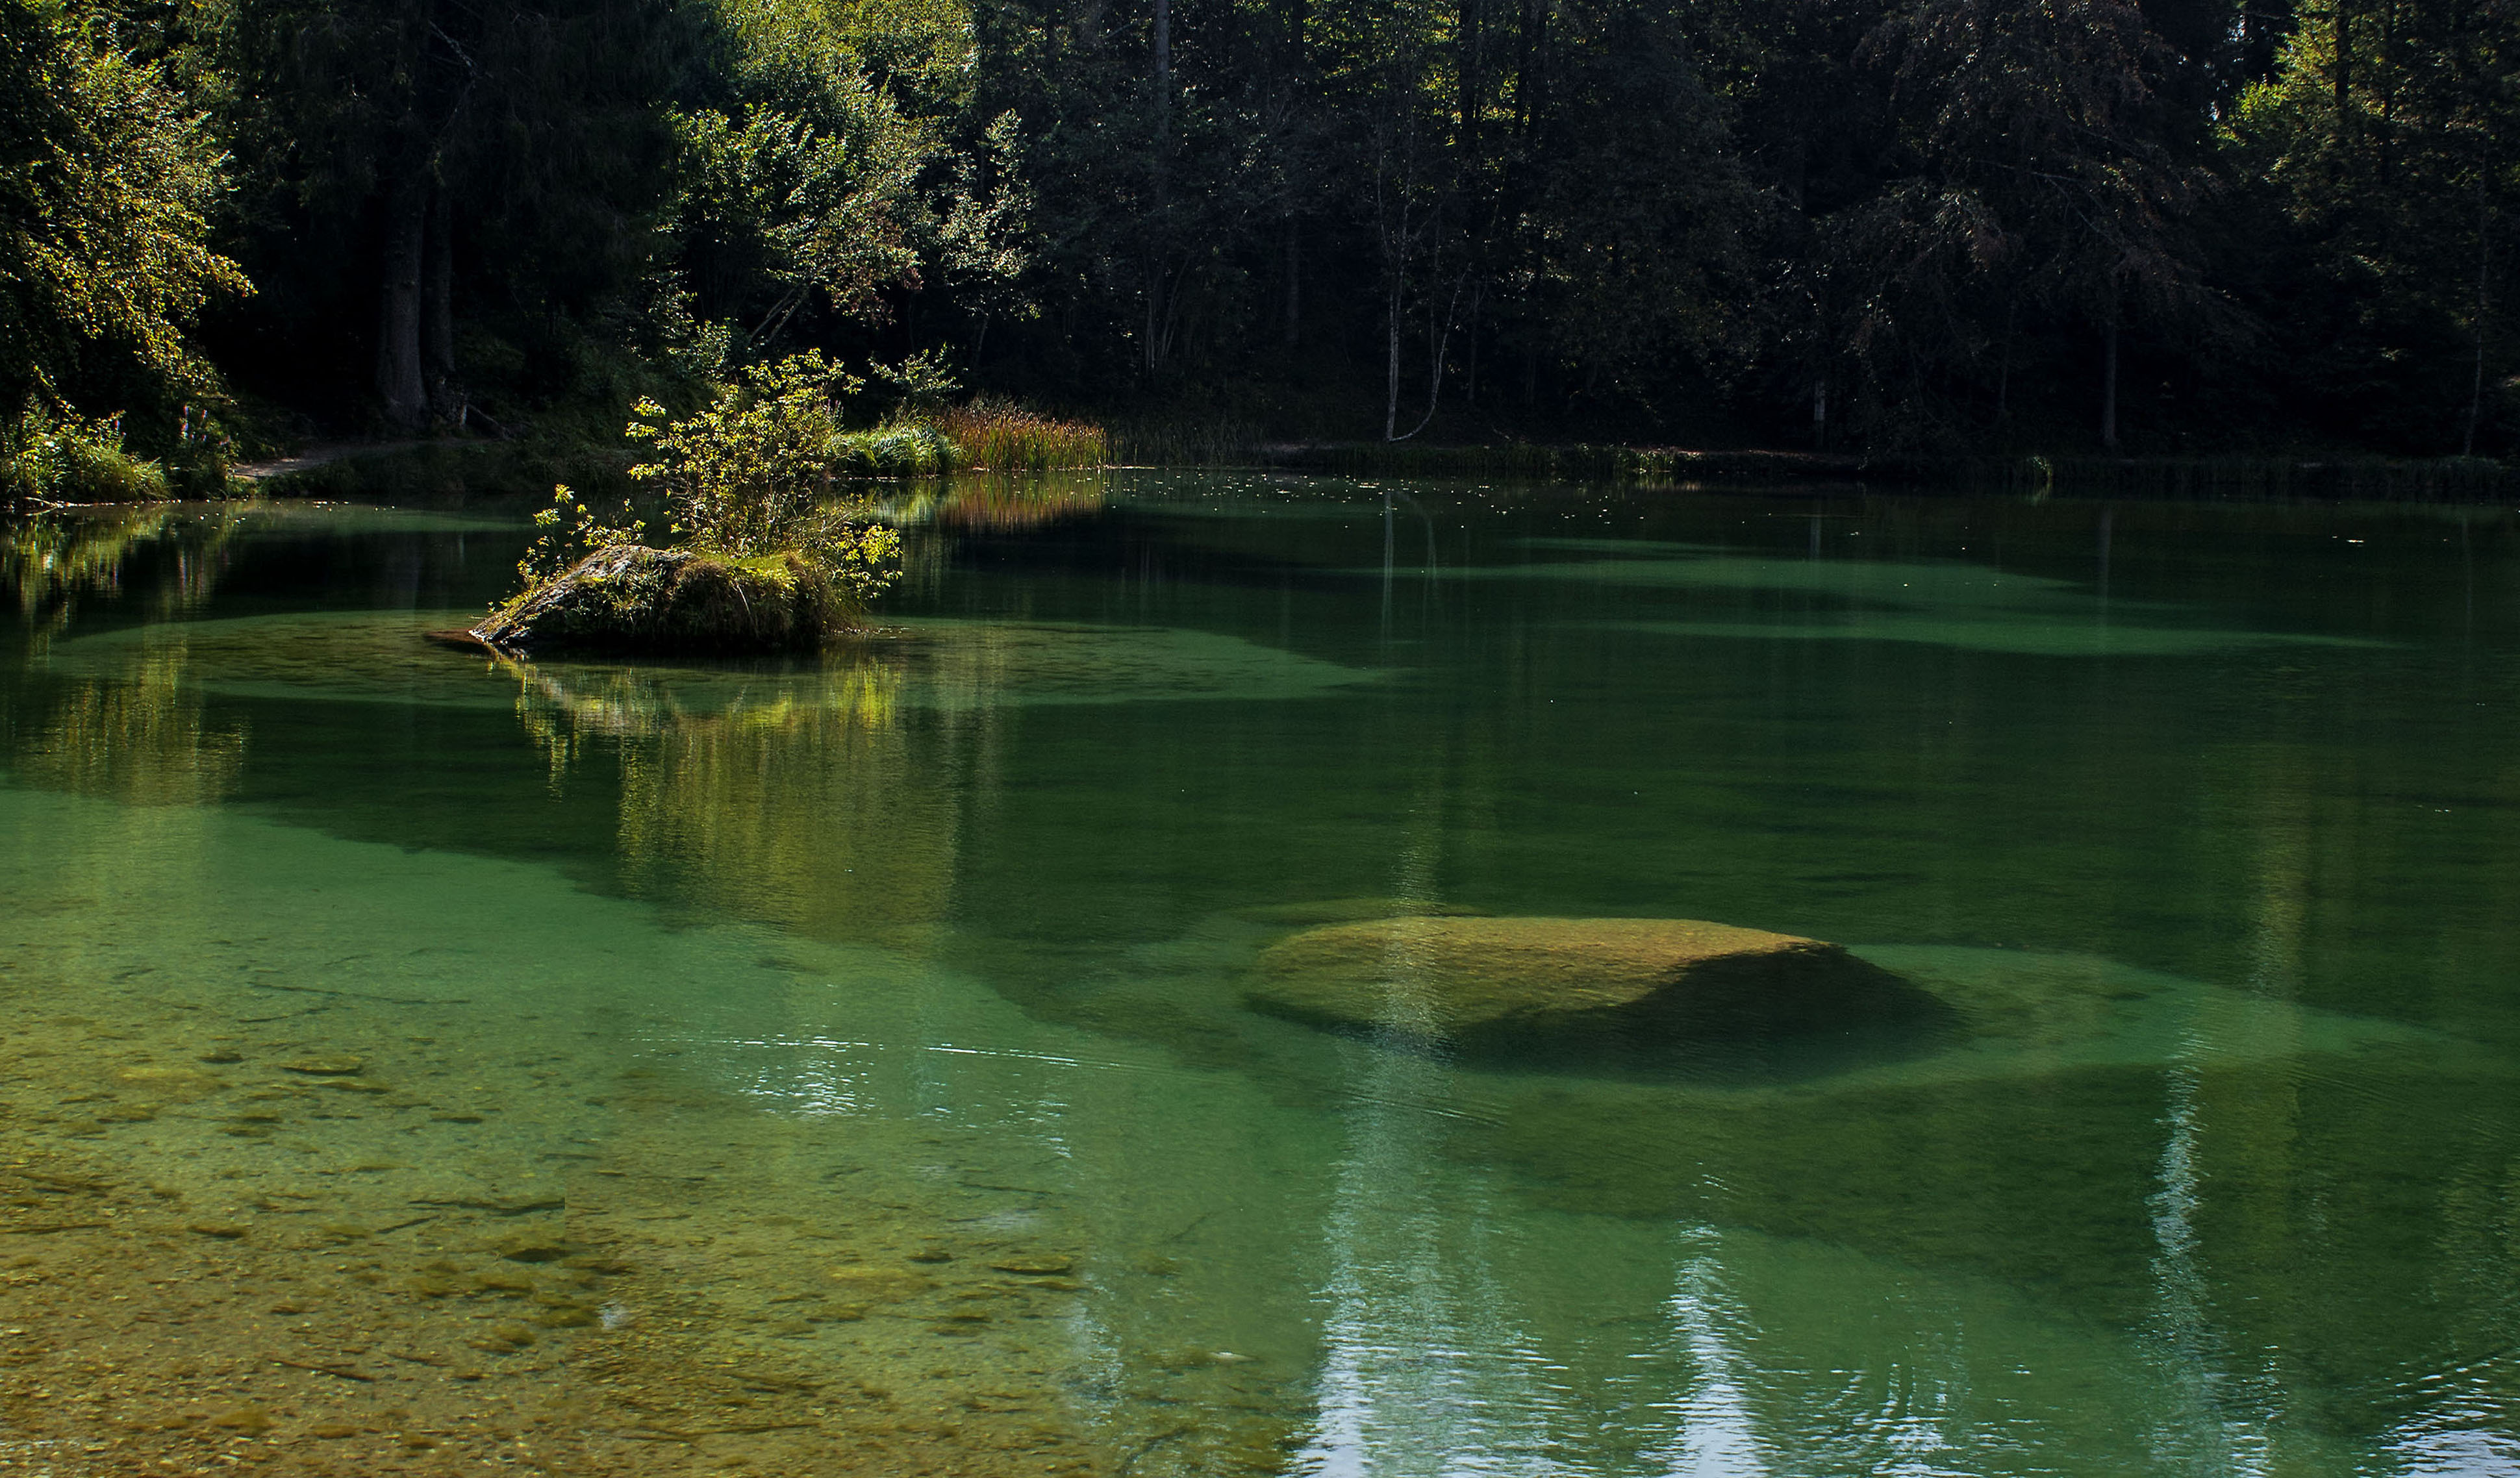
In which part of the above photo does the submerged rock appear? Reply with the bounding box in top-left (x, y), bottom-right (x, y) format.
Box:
top-left (1247, 916), bottom-right (1948, 1054)
top-left (279, 1056), bottom-right (365, 1076)
top-left (988, 1255), bottom-right (1077, 1277)
top-left (473, 544), bottom-right (849, 655)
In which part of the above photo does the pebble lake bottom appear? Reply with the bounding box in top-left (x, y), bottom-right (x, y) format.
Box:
top-left (2, 476), bottom-right (2517, 1476)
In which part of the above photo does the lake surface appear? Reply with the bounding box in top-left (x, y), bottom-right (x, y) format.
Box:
top-left (3, 477), bottom-right (2518, 1476)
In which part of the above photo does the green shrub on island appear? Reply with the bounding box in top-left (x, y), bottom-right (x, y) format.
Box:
top-left (514, 482), bottom-right (649, 586)
top-left (477, 356), bottom-right (906, 655)
top-left (626, 353), bottom-right (921, 575)
top-left (473, 354), bottom-right (1111, 654)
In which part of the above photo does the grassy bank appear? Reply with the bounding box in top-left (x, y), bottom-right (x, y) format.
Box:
top-left (3, 414), bottom-right (181, 505)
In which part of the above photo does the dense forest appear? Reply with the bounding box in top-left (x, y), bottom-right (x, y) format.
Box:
top-left (2, 0), bottom-right (2515, 488)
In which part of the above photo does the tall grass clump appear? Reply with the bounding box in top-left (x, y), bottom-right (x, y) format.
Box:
top-left (3, 411), bottom-right (171, 504)
top-left (935, 398), bottom-right (1109, 471)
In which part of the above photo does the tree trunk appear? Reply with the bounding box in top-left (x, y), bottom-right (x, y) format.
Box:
top-left (2100, 314), bottom-right (2121, 449)
top-left (1144, 0), bottom-right (1171, 379)
top-left (2376, 0), bottom-right (2396, 186)
top-left (376, 172), bottom-right (428, 433)
top-left (1283, 215), bottom-right (1300, 349)
top-left (1389, 278), bottom-right (1458, 442)
top-left (2333, 0), bottom-right (2352, 144)
top-left (2467, 195), bottom-right (2491, 457)
top-left (1812, 377), bottom-right (1828, 449)
top-left (1513, 0), bottom-right (1543, 134)
top-left (1385, 292), bottom-right (1402, 440)
top-left (422, 181), bottom-right (457, 423)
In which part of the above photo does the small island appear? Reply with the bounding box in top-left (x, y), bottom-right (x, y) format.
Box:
top-left (470, 355), bottom-right (907, 655)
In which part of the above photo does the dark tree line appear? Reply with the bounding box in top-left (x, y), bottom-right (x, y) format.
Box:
top-left (962, 0), bottom-right (2519, 452)
top-left (4, 0), bottom-right (2516, 462)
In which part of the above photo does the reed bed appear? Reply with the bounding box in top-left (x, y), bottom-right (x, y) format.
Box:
top-left (936, 400), bottom-right (1109, 471)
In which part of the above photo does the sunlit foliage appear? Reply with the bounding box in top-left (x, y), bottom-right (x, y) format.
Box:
top-left (0, 0), bottom-right (246, 457)
top-left (627, 353), bottom-right (905, 606)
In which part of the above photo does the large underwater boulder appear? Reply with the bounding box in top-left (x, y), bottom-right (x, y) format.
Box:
top-left (1246, 916), bottom-right (1948, 1053)
top-left (472, 544), bottom-right (846, 656)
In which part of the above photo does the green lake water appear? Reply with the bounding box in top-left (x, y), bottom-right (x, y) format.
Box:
top-left (3, 479), bottom-right (2518, 1475)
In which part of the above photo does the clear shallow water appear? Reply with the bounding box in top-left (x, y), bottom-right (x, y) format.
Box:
top-left (3, 481), bottom-right (2519, 1475)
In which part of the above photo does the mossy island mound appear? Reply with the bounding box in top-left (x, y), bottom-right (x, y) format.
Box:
top-left (471, 355), bottom-right (932, 658)
top-left (473, 544), bottom-right (858, 656)
top-left (1246, 915), bottom-right (1956, 1064)
top-left (461, 357), bottom-right (1109, 661)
